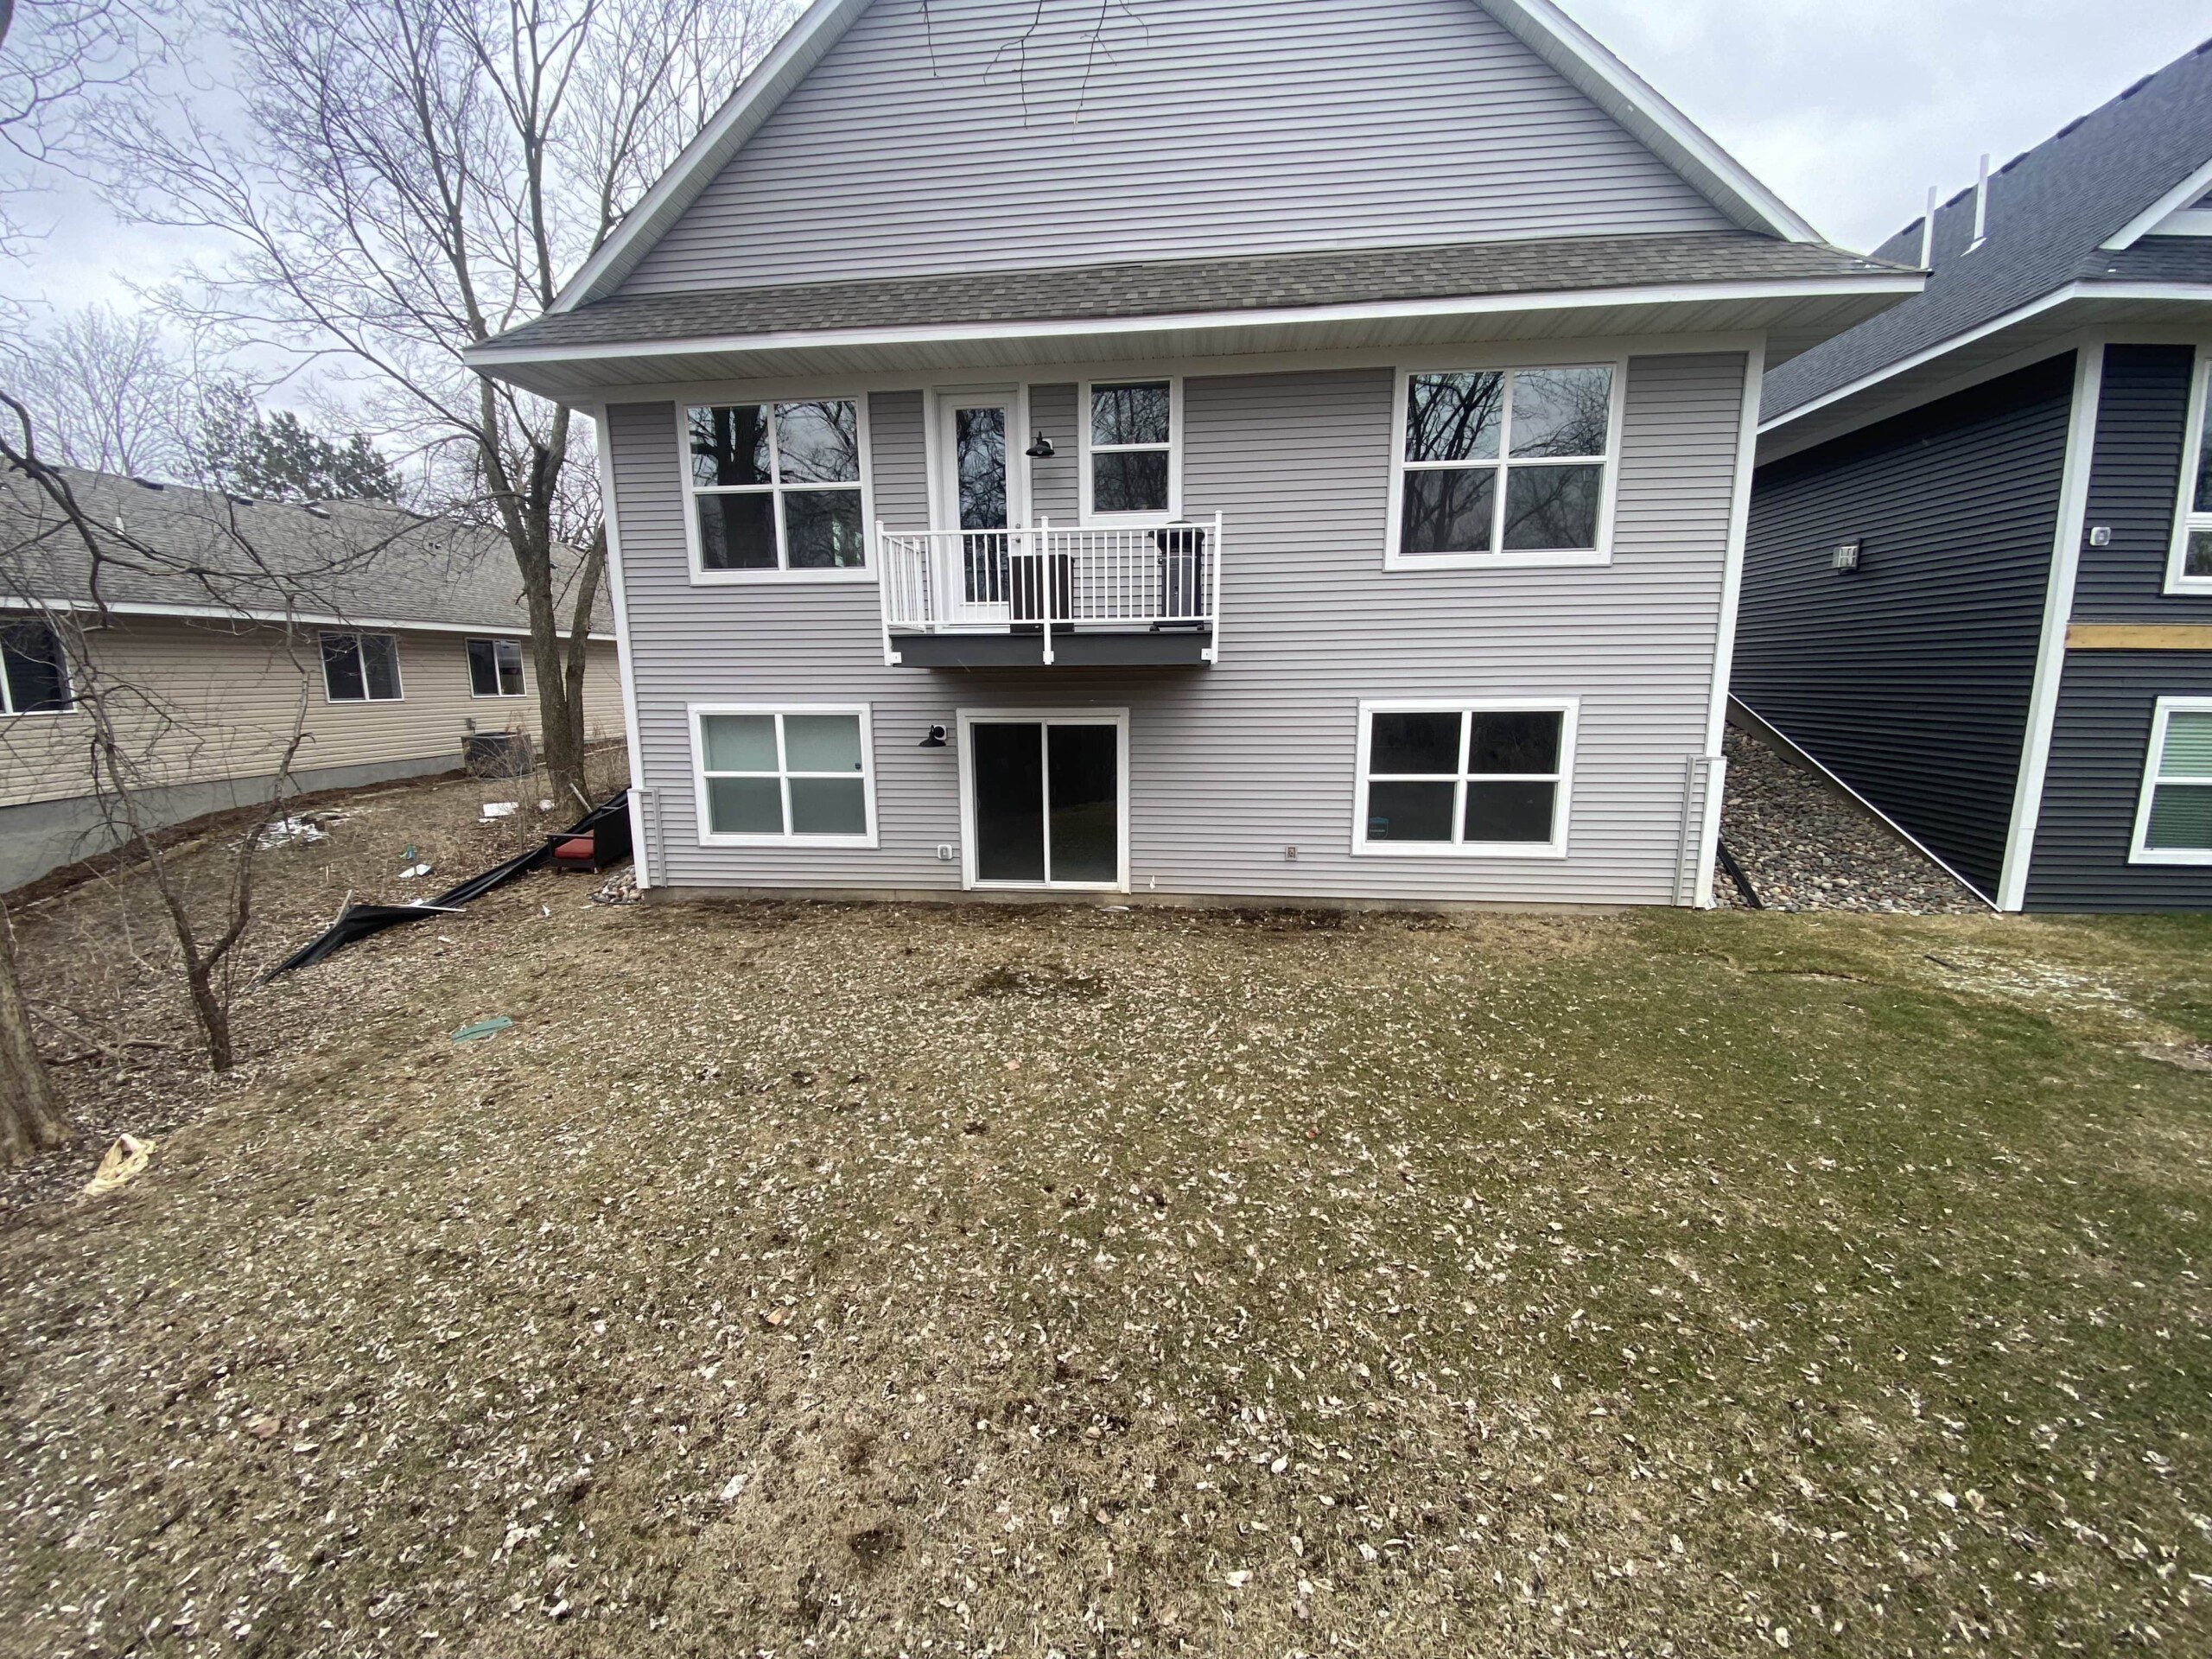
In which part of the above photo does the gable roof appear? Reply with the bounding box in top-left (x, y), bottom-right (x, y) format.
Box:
top-left (1764, 36), bottom-right (2212, 434)
top-left (0, 466), bottom-right (610, 639)
top-left (551, 0), bottom-right (1818, 315)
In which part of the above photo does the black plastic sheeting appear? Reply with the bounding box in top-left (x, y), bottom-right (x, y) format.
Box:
top-left (265, 790), bottom-right (633, 979)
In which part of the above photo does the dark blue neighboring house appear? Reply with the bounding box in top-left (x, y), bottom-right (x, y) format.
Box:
top-left (1739, 38), bottom-right (2212, 912)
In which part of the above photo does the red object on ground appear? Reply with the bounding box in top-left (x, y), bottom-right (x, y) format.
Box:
top-left (553, 835), bottom-right (597, 868)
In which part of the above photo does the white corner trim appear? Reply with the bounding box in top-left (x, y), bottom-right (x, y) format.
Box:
top-left (2102, 156), bottom-right (2212, 251)
top-left (592, 409), bottom-right (656, 890)
top-left (1696, 340), bottom-right (1768, 908)
top-left (552, 0), bottom-right (871, 311)
top-left (1998, 340), bottom-right (2105, 912)
top-left (470, 274), bottom-right (1924, 374)
top-left (1478, 0), bottom-right (1820, 242)
top-left (2164, 346), bottom-right (2212, 594)
top-left (2129, 696), bottom-right (2212, 865)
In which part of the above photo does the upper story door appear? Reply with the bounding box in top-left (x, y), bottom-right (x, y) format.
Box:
top-left (932, 388), bottom-right (1027, 626)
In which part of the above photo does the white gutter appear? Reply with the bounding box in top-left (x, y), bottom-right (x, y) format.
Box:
top-left (469, 272), bottom-right (1924, 372)
top-left (0, 595), bottom-right (613, 642)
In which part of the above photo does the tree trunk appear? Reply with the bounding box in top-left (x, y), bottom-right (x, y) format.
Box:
top-left (0, 902), bottom-right (72, 1167)
top-left (183, 962), bottom-right (234, 1075)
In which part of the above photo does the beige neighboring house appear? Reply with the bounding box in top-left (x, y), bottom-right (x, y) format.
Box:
top-left (0, 466), bottom-right (626, 893)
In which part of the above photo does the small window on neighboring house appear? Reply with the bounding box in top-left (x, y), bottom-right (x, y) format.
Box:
top-left (691, 706), bottom-right (875, 844)
top-left (1354, 701), bottom-right (1576, 857)
top-left (1390, 365), bottom-right (1620, 566)
top-left (685, 399), bottom-right (867, 576)
top-left (0, 618), bottom-right (71, 715)
top-left (321, 631), bottom-right (403, 702)
top-left (1084, 380), bottom-right (1179, 521)
top-left (467, 637), bottom-right (525, 697)
top-left (2169, 353), bottom-right (2212, 591)
top-left (2132, 699), bottom-right (2212, 863)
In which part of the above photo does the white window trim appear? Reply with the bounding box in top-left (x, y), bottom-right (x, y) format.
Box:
top-left (1384, 359), bottom-right (1628, 571)
top-left (1078, 378), bottom-right (1183, 529)
top-left (319, 629), bottom-right (405, 704)
top-left (2164, 348), bottom-right (2212, 595)
top-left (1350, 696), bottom-right (1579, 860)
top-left (955, 708), bottom-right (1131, 894)
top-left (2129, 696), bottom-right (2212, 866)
top-left (466, 635), bottom-right (528, 699)
top-left (0, 615), bottom-right (73, 717)
top-left (680, 397), bottom-right (875, 587)
top-left (688, 702), bottom-right (879, 849)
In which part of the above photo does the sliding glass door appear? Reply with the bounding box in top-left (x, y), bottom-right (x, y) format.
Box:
top-left (963, 714), bottom-right (1126, 891)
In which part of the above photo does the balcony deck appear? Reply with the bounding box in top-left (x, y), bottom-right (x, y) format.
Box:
top-left (879, 519), bottom-right (1220, 668)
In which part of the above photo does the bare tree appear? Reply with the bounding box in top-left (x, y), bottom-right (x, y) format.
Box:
top-left (97, 0), bottom-right (796, 811)
top-left (0, 303), bottom-right (196, 474)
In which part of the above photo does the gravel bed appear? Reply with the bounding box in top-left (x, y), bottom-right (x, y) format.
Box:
top-left (1716, 727), bottom-right (1986, 913)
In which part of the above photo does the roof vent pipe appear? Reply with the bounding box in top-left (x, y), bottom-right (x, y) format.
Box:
top-left (1919, 186), bottom-right (1937, 268)
top-left (1969, 153), bottom-right (1990, 251)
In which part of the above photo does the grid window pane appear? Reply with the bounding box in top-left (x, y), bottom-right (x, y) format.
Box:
top-left (1510, 367), bottom-right (1613, 458)
top-left (1399, 467), bottom-right (1496, 555)
top-left (776, 400), bottom-right (860, 484)
top-left (2, 621), bottom-right (70, 713)
top-left (707, 776), bottom-right (785, 836)
top-left (784, 714), bottom-right (863, 773)
top-left (1467, 711), bottom-right (1561, 774)
top-left (784, 489), bottom-right (866, 569)
top-left (467, 639), bottom-right (502, 696)
top-left (1502, 464), bottom-right (1603, 550)
top-left (702, 714), bottom-right (778, 772)
top-left (2188, 531), bottom-right (2212, 580)
top-left (1464, 781), bottom-right (1557, 843)
top-left (698, 493), bottom-right (779, 569)
top-left (1091, 383), bottom-right (1170, 447)
top-left (1405, 372), bottom-right (1503, 462)
top-left (361, 636), bottom-right (402, 701)
top-left (1366, 780), bottom-right (1457, 842)
top-left (789, 778), bottom-right (868, 836)
top-left (494, 639), bottom-right (524, 696)
top-left (1093, 450), bottom-right (1170, 514)
top-left (2160, 711), bottom-right (2212, 779)
top-left (1371, 710), bottom-right (1463, 775)
top-left (690, 404), bottom-right (772, 487)
top-left (2145, 783), bottom-right (2212, 850)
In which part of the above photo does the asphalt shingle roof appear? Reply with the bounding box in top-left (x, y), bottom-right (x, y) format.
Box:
top-left (480, 232), bottom-right (1905, 357)
top-left (1764, 38), bottom-right (2212, 421)
top-left (0, 466), bottom-right (607, 635)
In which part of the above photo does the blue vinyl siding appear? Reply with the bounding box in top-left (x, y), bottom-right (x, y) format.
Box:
top-left (2024, 652), bottom-right (2212, 912)
top-left (2072, 343), bottom-right (2212, 620)
top-left (1737, 355), bottom-right (2076, 900)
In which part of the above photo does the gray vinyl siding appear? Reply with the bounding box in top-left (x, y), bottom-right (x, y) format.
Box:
top-left (617, 0), bottom-right (1733, 296)
top-left (607, 350), bottom-right (1745, 906)
top-left (2072, 343), bottom-right (2212, 620)
top-left (2024, 652), bottom-right (2212, 912)
top-left (1029, 385), bottom-right (1081, 523)
top-left (1735, 355), bottom-right (2077, 901)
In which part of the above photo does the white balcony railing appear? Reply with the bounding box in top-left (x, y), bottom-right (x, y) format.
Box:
top-left (878, 516), bottom-right (1222, 665)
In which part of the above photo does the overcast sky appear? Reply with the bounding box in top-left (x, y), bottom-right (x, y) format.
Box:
top-left (3, 0), bottom-right (2208, 318)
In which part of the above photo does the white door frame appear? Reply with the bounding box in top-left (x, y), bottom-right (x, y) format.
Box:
top-left (926, 385), bottom-right (1030, 628)
top-left (956, 707), bottom-right (1131, 893)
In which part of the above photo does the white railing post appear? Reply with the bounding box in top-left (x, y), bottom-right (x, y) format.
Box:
top-left (876, 521), bottom-right (899, 665)
top-left (1036, 518), bottom-right (1054, 665)
top-left (1205, 512), bottom-right (1224, 664)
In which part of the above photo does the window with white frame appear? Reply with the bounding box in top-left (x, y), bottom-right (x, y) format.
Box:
top-left (1355, 701), bottom-right (1575, 855)
top-left (1084, 380), bottom-right (1179, 520)
top-left (321, 631), bottom-right (402, 702)
top-left (0, 617), bottom-right (71, 715)
top-left (2132, 698), bottom-right (2212, 862)
top-left (467, 636), bottom-right (525, 697)
top-left (2169, 353), bottom-right (2212, 590)
top-left (693, 706), bottom-right (875, 843)
top-left (1391, 365), bottom-right (1618, 563)
top-left (686, 400), bottom-right (867, 575)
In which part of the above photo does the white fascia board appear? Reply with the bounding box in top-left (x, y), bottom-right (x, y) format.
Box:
top-left (0, 595), bottom-right (613, 642)
top-left (1478, 0), bottom-right (1821, 243)
top-left (552, 0), bottom-right (872, 312)
top-left (2101, 156), bottom-right (2212, 250)
top-left (1758, 281), bottom-right (2212, 438)
top-left (468, 272), bottom-right (1923, 372)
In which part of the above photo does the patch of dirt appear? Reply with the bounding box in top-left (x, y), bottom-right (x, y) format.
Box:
top-left (969, 961), bottom-right (1109, 1000)
top-left (2136, 1040), bottom-right (2212, 1071)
